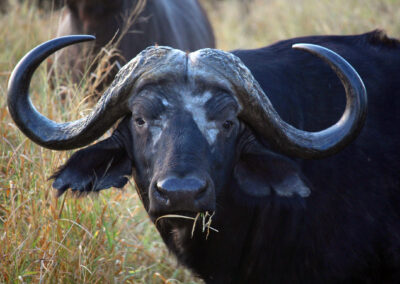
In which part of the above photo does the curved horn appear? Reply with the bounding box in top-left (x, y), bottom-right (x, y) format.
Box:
top-left (201, 44), bottom-right (367, 159)
top-left (237, 44), bottom-right (367, 159)
top-left (286, 43), bottom-right (368, 158)
top-left (7, 35), bottom-right (132, 150)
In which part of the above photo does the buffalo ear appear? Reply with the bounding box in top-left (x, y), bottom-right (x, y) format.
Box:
top-left (234, 136), bottom-right (311, 198)
top-left (51, 118), bottom-right (133, 196)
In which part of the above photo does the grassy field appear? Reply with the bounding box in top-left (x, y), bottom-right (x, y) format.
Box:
top-left (0, 0), bottom-right (399, 283)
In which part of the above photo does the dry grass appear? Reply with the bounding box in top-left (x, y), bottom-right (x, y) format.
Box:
top-left (0, 0), bottom-right (399, 283)
top-left (155, 212), bottom-right (218, 239)
top-left (204, 0), bottom-right (400, 50)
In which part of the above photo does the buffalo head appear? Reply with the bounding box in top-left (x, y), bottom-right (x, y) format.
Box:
top-left (7, 36), bottom-right (366, 224)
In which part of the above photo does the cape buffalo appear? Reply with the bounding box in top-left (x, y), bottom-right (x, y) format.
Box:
top-left (55, 0), bottom-right (215, 85)
top-left (8, 30), bottom-right (400, 283)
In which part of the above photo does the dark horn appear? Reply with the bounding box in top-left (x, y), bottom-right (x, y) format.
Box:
top-left (239, 44), bottom-right (367, 159)
top-left (7, 35), bottom-right (130, 150)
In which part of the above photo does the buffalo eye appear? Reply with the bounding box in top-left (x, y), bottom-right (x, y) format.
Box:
top-left (223, 120), bottom-right (234, 130)
top-left (135, 117), bottom-right (146, 127)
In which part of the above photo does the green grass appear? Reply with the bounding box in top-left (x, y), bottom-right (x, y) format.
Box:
top-left (1, 0), bottom-right (399, 283)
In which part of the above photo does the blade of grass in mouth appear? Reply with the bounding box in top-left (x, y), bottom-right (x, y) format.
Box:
top-left (155, 212), bottom-right (219, 239)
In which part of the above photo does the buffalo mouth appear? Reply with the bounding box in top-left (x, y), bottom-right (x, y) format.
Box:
top-left (154, 210), bottom-right (219, 239)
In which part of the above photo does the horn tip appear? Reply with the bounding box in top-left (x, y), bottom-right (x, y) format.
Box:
top-left (63, 34), bottom-right (96, 42)
top-left (292, 43), bottom-right (314, 50)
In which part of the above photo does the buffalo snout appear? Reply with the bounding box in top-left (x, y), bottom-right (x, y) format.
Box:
top-left (149, 176), bottom-right (215, 215)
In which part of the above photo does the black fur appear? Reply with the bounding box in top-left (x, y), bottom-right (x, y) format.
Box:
top-left (51, 31), bottom-right (400, 283)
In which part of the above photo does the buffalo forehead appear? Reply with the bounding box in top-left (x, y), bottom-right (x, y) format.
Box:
top-left (130, 47), bottom-right (241, 145)
top-left (181, 91), bottom-right (219, 145)
top-left (146, 90), bottom-right (221, 146)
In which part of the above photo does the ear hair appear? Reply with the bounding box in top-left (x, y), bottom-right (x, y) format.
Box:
top-left (50, 117), bottom-right (133, 196)
top-left (234, 128), bottom-right (311, 198)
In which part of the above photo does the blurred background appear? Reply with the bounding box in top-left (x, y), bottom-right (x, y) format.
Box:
top-left (205, 0), bottom-right (400, 50)
top-left (0, 0), bottom-right (399, 283)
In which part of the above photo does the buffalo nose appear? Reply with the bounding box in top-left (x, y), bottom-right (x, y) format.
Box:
top-left (157, 177), bottom-right (207, 198)
top-left (155, 177), bottom-right (208, 208)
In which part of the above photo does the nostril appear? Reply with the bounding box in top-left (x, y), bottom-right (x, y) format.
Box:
top-left (195, 180), bottom-right (207, 198)
top-left (151, 177), bottom-right (213, 213)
